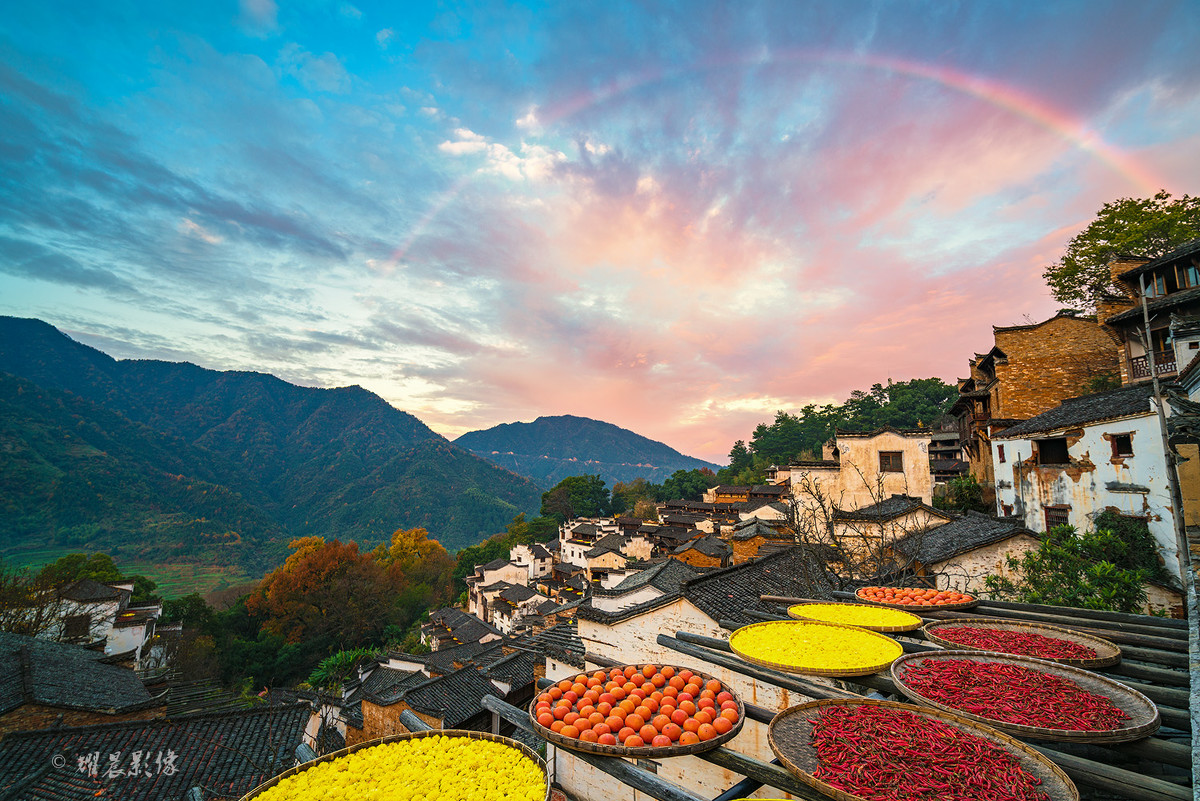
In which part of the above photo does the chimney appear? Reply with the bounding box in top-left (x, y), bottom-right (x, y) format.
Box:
top-left (1107, 255), bottom-right (1149, 298)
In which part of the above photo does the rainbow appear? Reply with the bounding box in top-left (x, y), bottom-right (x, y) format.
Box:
top-left (387, 50), bottom-right (1170, 267)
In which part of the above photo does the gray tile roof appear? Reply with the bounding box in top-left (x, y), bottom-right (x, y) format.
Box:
top-left (57, 579), bottom-right (123, 603)
top-left (0, 705), bottom-right (309, 801)
top-left (585, 532), bottom-right (626, 558)
top-left (578, 547), bottom-right (833, 626)
top-left (1106, 284), bottom-right (1200, 325)
top-left (891, 511), bottom-right (1036, 565)
top-left (0, 632), bottom-right (156, 716)
top-left (529, 544), bottom-right (552, 559)
top-left (423, 639), bottom-right (506, 675)
top-left (730, 519), bottom-right (791, 541)
top-left (681, 547), bottom-right (833, 625)
top-left (480, 558), bottom-right (513, 571)
top-left (832, 494), bottom-right (949, 522)
top-left (359, 666), bottom-right (421, 703)
top-left (995, 384), bottom-right (1155, 439)
top-left (388, 666), bottom-right (501, 728)
top-left (498, 584), bottom-right (540, 604)
top-left (605, 560), bottom-right (701, 594)
top-left (528, 621), bottom-right (585, 667)
top-left (673, 535), bottom-right (730, 559)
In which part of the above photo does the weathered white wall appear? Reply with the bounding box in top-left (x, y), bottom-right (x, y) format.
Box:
top-left (928, 534), bottom-right (1041, 595)
top-left (993, 412), bottom-right (1180, 579)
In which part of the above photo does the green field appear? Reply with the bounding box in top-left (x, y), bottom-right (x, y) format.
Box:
top-left (2, 546), bottom-right (261, 600)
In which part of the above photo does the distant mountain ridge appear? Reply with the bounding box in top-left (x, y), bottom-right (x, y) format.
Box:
top-left (455, 415), bottom-right (720, 488)
top-left (0, 316), bottom-right (544, 568)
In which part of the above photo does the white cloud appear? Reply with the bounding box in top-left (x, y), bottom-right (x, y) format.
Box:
top-left (238, 0), bottom-right (278, 36)
top-left (339, 3), bottom-right (362, 20)
top-left (278, 44), bottom-right (352, 94)
top-left (438, 140), bottom-right (488, 155)
top-left (516, 106), bottom-right (541, 130)
top-left (179, 218), bottom-right (223, 245)
top-left (376, 28), bottom-right (395, 48)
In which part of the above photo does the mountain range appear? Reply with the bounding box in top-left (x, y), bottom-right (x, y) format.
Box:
top-left (455, 415), bottom-right (720, 488)
top-left (0, 317), bottom-right (544, 569)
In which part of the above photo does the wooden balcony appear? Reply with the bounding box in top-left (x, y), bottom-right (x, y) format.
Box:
top-left (1129, 351), bottom-right (1176, 380)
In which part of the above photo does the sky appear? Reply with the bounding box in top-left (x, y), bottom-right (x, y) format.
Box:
top-left (2, 1), bottom-right (1199, 464)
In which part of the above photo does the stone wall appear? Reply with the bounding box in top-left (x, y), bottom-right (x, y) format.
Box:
top-left (993, 316), bottom-right (1119, 420)
top-left (346, 700), bottom-right (442, 746)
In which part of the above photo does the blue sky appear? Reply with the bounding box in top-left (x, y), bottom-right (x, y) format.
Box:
top-left (2, 1), bottom-right (1199, 461)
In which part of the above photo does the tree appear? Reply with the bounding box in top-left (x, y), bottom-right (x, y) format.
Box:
top-left (540, 475), bottom-right (609, 522)
top-left (245, 537), bottom-right (395, 648)
top-left (658, 469), bottom-right (717, 502)
top-left (932, 474), bottom-right (991, 514)
top-left (984, 515), bottom-right (1164, 613)
top-left (1043, 191), bottom-right (1200, 311)
top-left (610, 478), bottom-right (656, 514)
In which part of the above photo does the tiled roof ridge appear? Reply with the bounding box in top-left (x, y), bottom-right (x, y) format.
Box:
top-left (992, 308), bottom-right (1097, 332)
top-left (834, 425), bottom-right (929, 437)
top-left (0, 702), bottom-right (307, 741)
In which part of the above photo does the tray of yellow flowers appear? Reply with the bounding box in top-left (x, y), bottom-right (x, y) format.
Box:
top-left (239, 730), bottom-right (550, 801)
top-left (730, 619), bottom-right (904, 677)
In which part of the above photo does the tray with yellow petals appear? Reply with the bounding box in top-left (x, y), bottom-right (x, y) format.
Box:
top-left (730, 619), bottom-right (904, 677)
top-left (787, 601), bottom-right (923, 633)
top-left (240, 730), bottom-right (550, 801)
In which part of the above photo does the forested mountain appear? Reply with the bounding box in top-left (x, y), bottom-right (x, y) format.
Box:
top-left (0, 317), bottom-right (544, 567)
top-left (455, 414), bottom-right (720, 488)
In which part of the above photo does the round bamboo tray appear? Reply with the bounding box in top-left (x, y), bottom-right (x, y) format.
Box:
top-left (924, 618), bottom-right (1122, 668)
top-left (787, 601), bottom-right (922, 632)
top-left (529, 664), bottom-right (745, 758)
top-left (238, 729), bottom-right (550, 801)
top-left (729, 620), bottom-right (903, 677)
top-left (769, 698), bottom-right (1078, 801)
top-left (855, 586), bottom-right (978, 611)
top-left (890, 650), bottom-right (1159, 744)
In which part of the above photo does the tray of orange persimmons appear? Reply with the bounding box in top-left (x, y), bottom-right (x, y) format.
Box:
top-left (528, 664), bottom-right (745, 757)
top-left (856, 585), bottom-right (978, 610)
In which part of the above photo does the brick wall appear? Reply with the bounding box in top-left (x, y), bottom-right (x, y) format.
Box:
top-left (350, 700), bottom-right (443, 746)
top-left (672, 550), bottom-right (724, 569)
top-left (730, 536), bottom-right (765, 564)
top-left (992, 316), bottom-right (1119, 420)
top-left (0, 703), bottom-right (164, 740)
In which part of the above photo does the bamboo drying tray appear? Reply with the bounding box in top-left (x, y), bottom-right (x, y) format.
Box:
top-left (890, 650), bottom-right (1159, 744)
top-left (787, 601), bottom-right (923, 632)
top-left (768, 698), bottom-right (1079, 801)
top-left (729, 620), bottom-right (903, 677)
top-left (854, 586), bottom-right (978, 611)
top-left (239, 729), bottom-right (550, 801)
top-left (924, 618), bottom-right (1122, 668)
top-left (528, 664), bottom-right (745, 758)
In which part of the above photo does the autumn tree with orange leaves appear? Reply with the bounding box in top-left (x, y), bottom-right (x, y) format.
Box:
top-left (246, 529), bottom-right (455, 651)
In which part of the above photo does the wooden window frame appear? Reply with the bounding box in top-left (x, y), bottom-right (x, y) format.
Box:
top-left (879, 451), bottom-right (903, 473)
top-left (1044, 505), bottom-right (1070, 530)
top-left (997, 444), bottom-right (1005, 463)
top-left (1036, 437), bottom-right (1070, 465)
top-left (1110, 433), bottom-right (1134, 459)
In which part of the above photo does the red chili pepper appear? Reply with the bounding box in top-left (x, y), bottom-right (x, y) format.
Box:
top-left (810, 705), bottom-right (1050, 801)
top-left (899, 659), bottom-right (1130, 731)
top-left (936, 626), bottom-right (1098, 660)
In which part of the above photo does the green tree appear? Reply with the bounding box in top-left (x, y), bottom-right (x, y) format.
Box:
top-left (657, 469), bottom-right (717, 501)
top-left (984, 517), bottom-right (1163, 613)
top-left (540, 475), bottom-right (609, 522)
top-left (37, 553), bottom-right (123, 585)
top-left (932, 474), bottom-right (991, 514)
top-left (1043, 191), bottom-right (1200, 311)
top-left (610, 478), bottom-right (657, 514)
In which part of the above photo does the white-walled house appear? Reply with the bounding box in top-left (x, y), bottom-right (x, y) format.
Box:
top-left (991, 383), bottom-right (1182, 581)
top-left (509, 543), bottom-right (553, 579)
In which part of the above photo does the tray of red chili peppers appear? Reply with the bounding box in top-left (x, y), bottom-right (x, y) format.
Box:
top-left (768, 698), bottom-right (1078, 801)
top-left (923, 619), bottom-right (1121, 668)
top-left (890, 651), bottom-right (1159, 743)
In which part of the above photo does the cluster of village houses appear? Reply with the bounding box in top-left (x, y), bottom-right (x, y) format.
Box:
top-left (2, 240), bottom-right (1199, 800)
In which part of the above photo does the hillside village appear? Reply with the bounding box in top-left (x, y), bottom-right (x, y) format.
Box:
top-left (1, 241), bottom-right (1199, 800)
